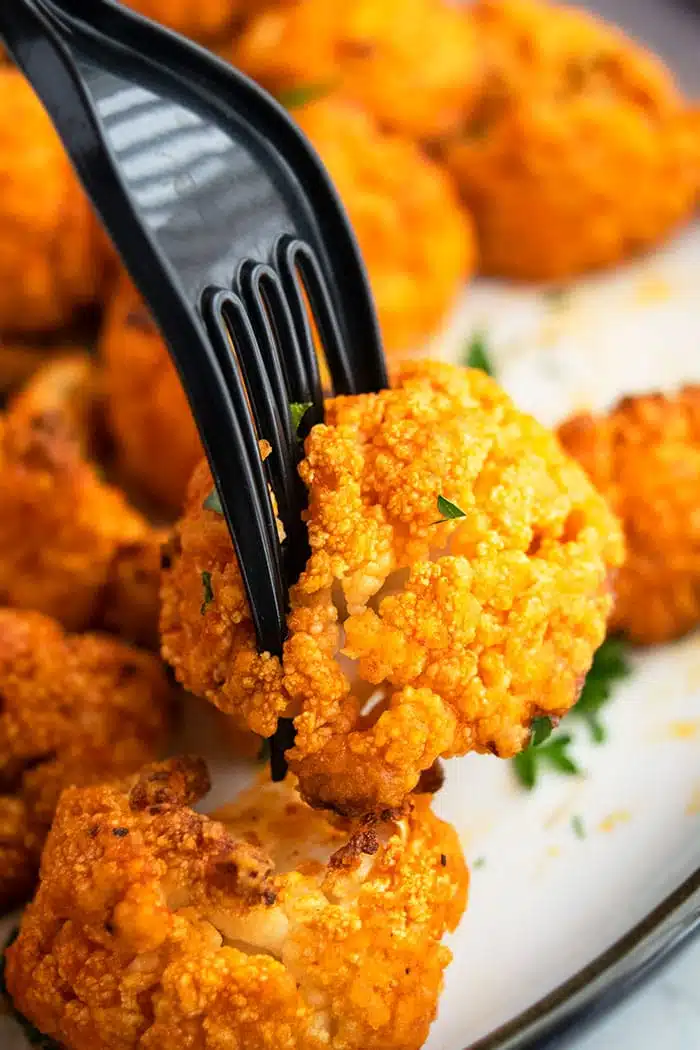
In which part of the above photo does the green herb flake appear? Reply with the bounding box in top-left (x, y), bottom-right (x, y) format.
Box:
top-left (432, 495), bottom-right (467, 525)
top-left (200, 571), bottom-right (214, 615)
top-left (277, 82), bottom-right (336, 109)
top-left (572, 637), bottom-right (630, 744)
top-left (530, 716), bottom-right (553, 747)
top-left (513, 733), bottom-right (581, 790)
top-left (571, 815), bottom-right (586, 840)
top-left (463, 331), bottom-right (494, 376)
top-left (203, 488), bottom-right (223, 515)
top-left (290, 401), bottom-right (312, 436)
top-left (1, 928), bottom-right (60, 1047)
top-left (473, 856), bottom-right (486, 869)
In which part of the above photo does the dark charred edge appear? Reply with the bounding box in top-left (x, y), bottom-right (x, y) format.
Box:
top-left (129, 755), bottom-right (210, 811)
top-left (413, 759), bottom-right (445, 796)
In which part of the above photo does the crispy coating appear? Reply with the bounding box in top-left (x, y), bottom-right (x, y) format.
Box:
top-left (6, 756), bottom-right (467, 1050)
top-left (100, 273), bottom-right (202, 514)
top-left (292, 98), bottom-right (475, 355)
top-left (0, 69), bottom-right (110, 334)
top-left (0, 355), bottom-right (162, 645)
top-left (559, 387), bottom-right (700, 645)
top-left (162, 360), bottom-right (623, 814)
top-left (0, 608), bottom-right (170, 912)
top-left (233, 0), bottom-right (479, 140)
top-left (445, 0), bottom-right (700, 280)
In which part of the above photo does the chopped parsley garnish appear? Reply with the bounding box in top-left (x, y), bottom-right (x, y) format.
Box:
top-left (290, 401), bottom-right (312, 436)
top-left (512, 733), bottom-right (580, 790)
top-left (433, 495), bottom-right (467, 525)
top-left (571, 637), bottom-right (630, 743)
top-left (200, 571), bottom-right (214, 615)
top-left (571, 815), bottom-right (586, 840)
top-left (277, 82), bottom-right (336, 109)
top-left (473, 857), bottom-right (486, 869)
top-left (530, 716), bottom-right (554, 747)
top-left (463, 331), bottom-right (494, 376)
top-left (203, 488), bottom-right (223, 515)
top-left (513, 638), bottom-right (631, 790)
top-left (1, 928), bottom-right (60, 1047)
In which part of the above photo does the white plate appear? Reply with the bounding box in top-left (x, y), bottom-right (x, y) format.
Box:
top-left (3, 219), bottom-right (700, 1050)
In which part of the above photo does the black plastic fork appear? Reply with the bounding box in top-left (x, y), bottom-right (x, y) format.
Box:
top-left (0, 0), bottom-right (388, 777)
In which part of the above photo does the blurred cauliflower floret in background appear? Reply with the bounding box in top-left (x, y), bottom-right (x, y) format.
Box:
top-left (0, 608), bottom-right (170, 913)
top-left (0, 69), bottom-right (111, 335)
top-left (123, 0), bottom-right (256, 43)
top-left (6, 756), bottom-right (467, 1050)
top-left (162, 360), bottom-right (624, 815)
top-left (0, 354), bottom-right (163, 645)
top-left (233, 0), bottom-right (479, 141)
top-left (445, 0), bottom-right (700, 280)
top-left (100, 272), bottom-right (203, 514)
top-left (559, 387), bottom-right (700, 646)
top-left (292, 98), bottom-right (476, 356)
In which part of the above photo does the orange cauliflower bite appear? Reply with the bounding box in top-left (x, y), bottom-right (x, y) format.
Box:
top-left (6, 756), bottom-right (467, 1050)
top-left (0, 355), bottom-right (163, 645)
top-left (0, 608), bottom-right (170, 912)
top-left (446, 0), bottom-right (700, 280)
top-left (0, 69), bottom-right (110, 334)
top-left (233, 0), bottom-right (479, 140)
top-left (559, 387), bottom-right (700, 645)
top-left (291, 98), bottom-right (475, 355)
top-left (100, 273), bottom-right (202, 514)
top-left (162, 361), bottom-right (623, 815)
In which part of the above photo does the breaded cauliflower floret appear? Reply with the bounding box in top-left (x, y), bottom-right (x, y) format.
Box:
top-left (162, 361), bottom-right (623, 814)
top-left (0, 69), bottom-right (110, 334)
top-left (99, 273), bottom-right (202, 514)
top-left (292, 98), bottom-right (475, 355)
top-left (0, 355), bottom-right (163, 645)
top-left (445, 0), bottom-right (700, 280)
top-left (233, 0), bottom-right (479, 140)
top-left (0, 608), bottom-right (170, 912)
top-left (559, 387), bottom-right (700, 645)
top-left (6, 756), bottom-right (467, 1050)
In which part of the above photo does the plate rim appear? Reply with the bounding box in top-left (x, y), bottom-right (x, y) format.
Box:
top-left (463, 866), bottom-right (700, 1049)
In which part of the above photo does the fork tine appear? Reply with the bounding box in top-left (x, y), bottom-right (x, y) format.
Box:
top-left (200, 290), bottom-right (288, 655)
top-left (276, 237), bottom-right (337, 402)
top-left (211, 287), bottom-right (298, 538)
top-left (237, 263), bottom-right (297, 447)
top-left (228, 274), bottom-right (313, 587)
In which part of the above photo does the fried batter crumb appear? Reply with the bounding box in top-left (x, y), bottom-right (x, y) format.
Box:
top-left (6, 757), bottom-right (467, 1050)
